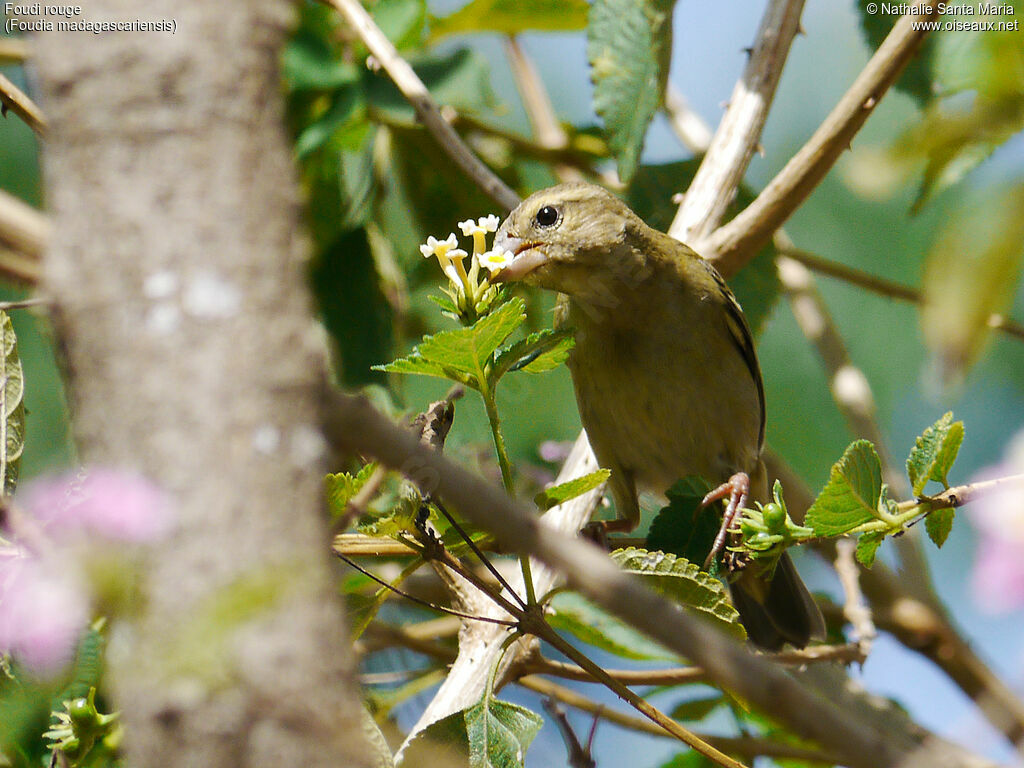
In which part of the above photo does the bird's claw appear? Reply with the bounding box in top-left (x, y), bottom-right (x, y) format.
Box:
top-left (701, 472), bottom-right (750, 570)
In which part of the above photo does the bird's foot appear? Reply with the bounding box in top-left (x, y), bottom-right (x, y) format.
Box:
top-left (700, 472), bottom-right (750, 570)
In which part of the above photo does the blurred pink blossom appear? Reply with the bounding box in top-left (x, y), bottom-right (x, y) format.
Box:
top-left (21, 468), bottom-right (173, 542)
top-left (0, 467), bottom-right (172, 676)
top-left (0, 553), bottom-right (87, 676)
top-left (971, 430), bottom-right (1024, 613)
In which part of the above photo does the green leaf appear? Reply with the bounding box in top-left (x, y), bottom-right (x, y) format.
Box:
top-left (0, 312), bottom-right (25, 496)
top-left (360, 706), bottom-right (396, 768)
top-left (325, 463), bottom-right (378, 520)
top-left (587, 0), bottom-right (675, 183)
top-left (611, 547), bottom-right (746, 640)
top-left (403, 695), bottom-right (542, 768)
top-left (534, 469), bottom-right (610, 511)
top-left (547, 592), bottom-right (677, 661)
top-left (906, 412), bottom-right (965, 495)
top-left (295, 87), bottom-right (367, 158)
top-left (925, 507), bottom-right (955, 549)
top-left (805, 440), bottom-right (884, 537)
top-left (427, 299), bottom-right (526, 377)
top-left (492, 327), bottom-right (575, 383)
top-left (855, 532), bottom-right (884, 568)
top-left (372, 0), bottom-right (426, 50)
top-left (310, 228), bottom-right (393, 386)
top-left (921, 183), bottom-right (1024, 386)
top-left (646, 476), bottom-right (721, 567)
top-left (374, 354), bottom-right (464, 383)
top-left (283, 30), bottom-right (360, 91)
top-left (466, 696), bottom-right (543, 767)
top-left (626, 162), bottom-right (781, 336)
top-left (855, 0), bottom-right (937, 105)
top-left (366, 48), bottom-right (497, 126)
top-left (429, 0), bottom-right (588, 40)
top-left (670, 695), bottom-right (726, 723)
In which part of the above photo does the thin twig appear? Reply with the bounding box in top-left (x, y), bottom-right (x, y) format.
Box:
top-left (0, 297), bottom-right (48, 311)
top-left (512, 643), bottom-right (865, 686)
top-left (0, 189), bottom-right (48, 264)
top-left (0, 246), bottom-right (41, 285)
top-left (706, 1), bottom-right (941, 277)
top-left (323, 0), bottom-right (520, 211)
top-left (334, 549), bottom-right (517, 627)
top-left (0, 72), bottom-right (47, 136)
top-left (781, 245), bottom-right (1024, 342)
top-left (669, 0), bottom-right (806, 244)
top-left (834, 538), bottom-right (876, 659)
top-left (897, 472), bottom-right (1024, 514)
top-left (519, 676), bottom-right (842, 766)
top-left (664, 85), bottom-right (713, 155)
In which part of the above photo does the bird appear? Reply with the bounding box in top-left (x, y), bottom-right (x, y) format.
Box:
top-left (493, 182), bottom-right (825, 649)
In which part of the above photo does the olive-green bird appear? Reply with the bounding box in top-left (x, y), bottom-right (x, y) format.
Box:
top-left (494, 182), bottom-right (824, 649)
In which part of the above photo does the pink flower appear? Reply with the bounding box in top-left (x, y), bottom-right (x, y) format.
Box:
top-left (971, 430), bottom-right (1024, 613)
top-left (0, 553), bottom-right (87, 677)
top-left (21, 468), bottom-right (172, 543)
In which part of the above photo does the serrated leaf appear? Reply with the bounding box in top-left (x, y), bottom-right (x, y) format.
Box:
top-left (403, 695), bottom-right (542, 768)
top-left (805, 440), bottom-right (884, 537)
top-left (428, 0), bottom-right (588, 41)
top-left (587, 0), bottom-right (675, 183)
top-left (612, 548), bottom-right (746, 640)
top-left (646, 476), bottom-right (720, 567)
top-left (906, 412), bottom-right (965, 495)
top-left (547, 592), bottom-right (677, 660)
top-left (418, 298), bottom-right (526, 378)
top-left (377, 299), bottom-right (526, 387)
top-left (534, 469), bottom-right (610, 511)
top-left (670, 695), bottom-right (726, 723)
top-left (921, 183), bottom-right (1024, 385)
top-left (855, 0), bottom-right (937, 105)
top-left (925, 507), bottom-right (955, 549)
top-left (855, 532), bottom-right (884, 568)
top-left (0, 312), bottom-right (25, 497)
top-left (492, 328), bottom-right (575, 383)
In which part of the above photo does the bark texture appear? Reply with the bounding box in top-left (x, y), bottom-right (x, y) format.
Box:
top-left (30, 3), bottom-right (372, 766)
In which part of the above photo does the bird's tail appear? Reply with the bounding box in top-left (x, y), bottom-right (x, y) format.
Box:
top-left (728, 552), bottom-right (826, 650)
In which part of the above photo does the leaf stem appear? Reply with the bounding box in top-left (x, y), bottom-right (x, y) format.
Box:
top-left (480, 380), bottom-right (537, 606)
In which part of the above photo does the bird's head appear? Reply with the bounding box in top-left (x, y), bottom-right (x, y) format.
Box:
top-left (493, 183), bottom-right (652, 300)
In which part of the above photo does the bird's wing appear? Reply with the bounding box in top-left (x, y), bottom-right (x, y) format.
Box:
top-left (700, 259), bottom-right (766, 452)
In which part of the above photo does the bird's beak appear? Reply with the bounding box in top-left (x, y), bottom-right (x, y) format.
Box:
top-left (492, 233), bottom-right (548, 282)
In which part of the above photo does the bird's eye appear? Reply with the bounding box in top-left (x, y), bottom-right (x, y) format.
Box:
top-left (534, 205), bottom-right (560, 228)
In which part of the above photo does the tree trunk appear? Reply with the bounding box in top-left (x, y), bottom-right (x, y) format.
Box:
top-left (30, 3), bottom-right (372, 766)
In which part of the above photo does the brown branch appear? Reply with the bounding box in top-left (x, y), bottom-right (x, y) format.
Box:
top-left (322, 0), bottom-right (520, 211)
top-left (0, 189), bottom-right (47, 267)
top-left (519, 675), bottom-right (843, 766)
top-left (898, 473), bottom-right (1024, 514)
top-left (0, 72), bottom-right (47, 136)
top-left (511, 643), bottom-right (865, 686)
top-left (706, 1), bottom-right (941, 277)
top-left (326, 391), bottom-right (994, 768)
top-left (781, 245), bottom-right (1024, 341)
top-left (834, 538), bottom-right (876, 659)
top-left (0, 38), bottom-right (30, 65)
top-left (669, 0), bottom-right (806, 244)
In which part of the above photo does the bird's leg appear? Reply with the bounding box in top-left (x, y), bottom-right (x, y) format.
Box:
top-left (701, 472), bottom-right (750, 570)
